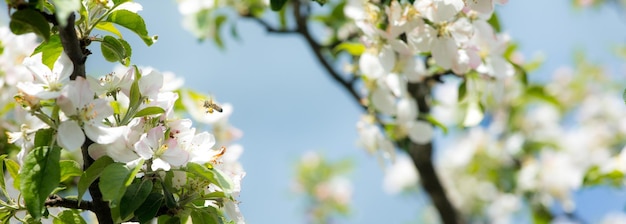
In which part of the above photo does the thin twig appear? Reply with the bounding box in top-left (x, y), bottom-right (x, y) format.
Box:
top-left (45, 195), bottom-right (92, 211)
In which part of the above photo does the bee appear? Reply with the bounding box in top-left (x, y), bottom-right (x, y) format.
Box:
top-left (202, 97), bottom-right (223, 113)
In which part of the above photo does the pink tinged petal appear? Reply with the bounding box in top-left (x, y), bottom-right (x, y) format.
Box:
top-left (87, 143), bottom-right (108, 161)
top-left (160, 146), bottom-right (190, 167)
top-left (134, 133), bottom-right (155, 159)
top-left (452, 49), bottom-right (471, 74)
top-left (431, 37), bottom-right (457, 69)
top-left (17, 82), bottom-right (57, 99)
top-left (90, 98), bottom-right (115, 120)
top-left (58, 120), bottom-right (85, 150)
top-left (450, 18), bottom-right (473, 44)
top-left (72, 77), bottom-right (96, 108)
top-left (84, 124), bottom-right (124, 145)
top-left (151, 158), bottom-right (171, 171)
top-left (371, 87), bottom-right (397, 115)
top-left (408, 120), bottom-right (434, 144)
top-left (405, 58), bottom-right (427, 83)
top-left (139, 68), bottom-right (164, 99)
top-left (396, 97), bottom-right (418, 123)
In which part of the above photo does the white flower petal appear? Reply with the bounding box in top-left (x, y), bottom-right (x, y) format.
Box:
top-left (408, 120), bottom-right (434, 144)
top-left (84, 124), bottom-right (124, 145)
top-left (371, 87), bottom-right (397, 115)
top-left (58, 120), bottom-right (85, 150)
top-left (396, 97), bottom-right (418, 123)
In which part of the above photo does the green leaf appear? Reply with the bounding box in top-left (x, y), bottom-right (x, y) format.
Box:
top-left (32, 35), bottom-right (63, 70)
top-left (118, 38), bottom-right (132, 66)
top-left (95, 21), bottom-right (123, 39)
top-left (486, 12), bottom-right (501, 33)
top-left (5, 158), bottom-right (20, 190)
top-left (120, 180), bottom-right (153, 220)
top-left (187, 163), bottom-right (233, 193)
top-left (49, 0), bottom-right (81, 28)
top-left (134, 106), bottom-right (165, 118)
top-left (112, 0), bottom-right (131, 5)
top-left (213, 15), bottom-right (227, 49)
top-left (33, 128), bottom-right (54, 148)
top-left (106, 10), bottom-right (156, 46)
top-left (312, 0), bottom-right (328, 6)
top-left (101, 35), bottom-right (128, 64)
top-left (77, 156), bottom-right (114, 202)
top-left (53, 209), bottom-right (87, 224)
top-left (161, 181), bottom-right (177, 209)
top-left (99, 163), bottom-right (132, 207)
top-left (20, 146), bottom-right (61, 220)
top-left (9, 8), bottom-right (51, 41)
top-left (0, 155), bottom-right (7, 191)
top-left (190, 208), bottom-right (221, 224)
top-left (333, 42), bottom-right (365, 56)
top-left (458, 79), bottom-right (467, 102)
top-left (422, 115), bottom-right (448, 135)
top-left (622, 88), bottom-right (626, 105)
top-left (270, 0), bottom-right (288, 11)
top-left (59, 160), bottom-right (81, 182)
top-left (135, 193), bottom-right (164, 223)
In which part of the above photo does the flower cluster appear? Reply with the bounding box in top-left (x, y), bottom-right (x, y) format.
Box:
top-left (1, 26), bottom-right (244, 222)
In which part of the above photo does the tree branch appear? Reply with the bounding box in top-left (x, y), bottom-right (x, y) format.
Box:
top-left (242, 1), bottom-right (461, 223)
top-left (408, 82), bottom-right (462, 224)
top-left (57, 13), bottom-right (86, 80)
top-left (57, 13), bottom-right (112, 224)
top-left (45, 195), bottom-right (92, 211)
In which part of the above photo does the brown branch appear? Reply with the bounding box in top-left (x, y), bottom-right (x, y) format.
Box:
top-left (58, 13), bottom-right (86, 80)
top-left (408, 82), bottom-right (462, 224)
top-left (241, 1), bottom-right (461, 223)
top-left (45, 195), bottom-right (92, 210)
top-left (57, 13), bottom-right (112, 224)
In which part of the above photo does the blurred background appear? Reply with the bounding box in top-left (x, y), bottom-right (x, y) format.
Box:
top-left (15, 0), bottom-right (625, 223)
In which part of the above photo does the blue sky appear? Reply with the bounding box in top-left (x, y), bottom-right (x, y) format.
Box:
top-left (52, 0), bottom-right (626, 223)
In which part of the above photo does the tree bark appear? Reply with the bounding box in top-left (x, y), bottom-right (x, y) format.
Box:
top-left (58, 13), bottom-right (113, 224)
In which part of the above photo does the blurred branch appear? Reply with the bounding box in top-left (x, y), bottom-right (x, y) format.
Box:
top-left (242, 1), bottom-right (461, 223)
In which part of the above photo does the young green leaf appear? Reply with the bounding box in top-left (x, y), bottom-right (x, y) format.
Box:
top-left (106, 10), bottom-right (156, 46)
top-left (134, 106), bottom-right (165, 118)
top-left (333, 42), bottom-right (365, 56)
top-left (95, 21), bottom-right (123, 38)
top-left (99, 162), bottom-right (132, 208)
top-left (59, 160), bottom-right (82, 182)
top-left (77, 156), bottom-right (114, 202)
top-left (20, 146), bottom-right (61, 220)
top-left (101, 35), bottom-right (127, 64)
top-left (187, 163), bottom-right (234, 193)
top-left (32, 35), bottom-right (63, 70)
top-left (190, 208), bottom-right (221, 224)
top-left (120, 180), bottom-right (153, 220)
top-left (5, 158), bottom-right (20, 190)
top-left (9, 9), bottom-right (51, 41)
top-left (53, 209), bottom-right (87, 224)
